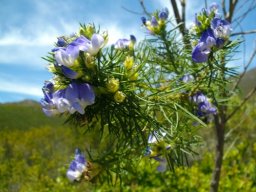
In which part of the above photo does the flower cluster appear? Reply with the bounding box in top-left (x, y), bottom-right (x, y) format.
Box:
top-left (141, 8), bottom-right (169, 34)
top-left (191, 3), bottom-right (232, 63)
top-left (191, 92), bottom-right (217, 116)
top-left (180, 74), bottom-right (217, 117)
top-left (41, 81), bottom-right (95, 116)
top-left (41, 24), bottom-right (139, 117)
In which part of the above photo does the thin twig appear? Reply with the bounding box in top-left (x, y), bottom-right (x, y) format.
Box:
top-left (170, 0), bottom-right (184, 37)
top-left (222, 0), bottom-right (227, 17)
top-left (139, 0), bottom-right (151, 17)
top-left (226, 86), bottom-right (256, 121)
top-left (181, 0), bottom-right (186, 26)
top-left (233, 1), bottom-right (256, 29)
top-left (205, 0), bottom-right (208, 8)
top-left (121, 6), bottom-right (143, 15)
top-left (231, 30), bottom-right (256, 36)
top-left (232, 46), bottom-right (256, 91)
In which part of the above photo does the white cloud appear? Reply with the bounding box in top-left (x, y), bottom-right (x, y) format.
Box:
top-left (0, 22), bottom-right (78, 47)
top-left (0, 79), bottom-right (42, 97)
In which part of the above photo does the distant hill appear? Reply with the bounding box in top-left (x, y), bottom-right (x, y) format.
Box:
top-left (238, 68), bottom-right (256, 96)
top-left (0, 100), bottom-right (67, 131)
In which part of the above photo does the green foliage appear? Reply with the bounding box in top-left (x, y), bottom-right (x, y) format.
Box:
top-left (0, 100), bottom-right (256, 191)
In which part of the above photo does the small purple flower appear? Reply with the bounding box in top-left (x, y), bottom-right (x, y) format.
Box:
top-left (40, 81), bottom-right (60, 116)
top-left (145, 130), bottom-right (170, 172)
top-left (192, 42), bottom-right (211, 63)
top-left (67, 148), bottom-right (87, 182)
top-left (55, 45), bottom-right (80, 67)
top-left (191, 92), bottom-right (217, 116)
top-left (191, 92), bottom-right (208, 104)
top-left (211, 18), bottom-right (231, 40)
top-left (209, 2), bottom-right (220, 17)
top-left (130, 35), bottom-right (136, 43)
top-left (210, 2), bottom-right (219, 12)
top-left (198, 101), bottom-right (217, 115)
top-left (192, 28), bottom-right (216, 63)
top-left (152, 156), bottom-right (167, 172)
top-left (159, 8), bottom-right (169, 20)
top-left (114, 35), bottom-right (136, 49)
top-left (60, 65), bottom-right (79, 79)
top-left (181, 74), bottom-right (194, 83)
top-left (41, 82), bottom-right (95, 116)
top-left (115, 39), bottom-right (130, 49)
top-left (65, 82), bottom-right (95, 114)
top-left (78, 34), bottom-right (105, 55)
top-left (199, 28), bottom-right (216, 47)
top-left (55, 34), bottom-right (104, 67)
top-left (151, 16), bottom-right (158, 27)
top-left (141, 16), bottom-right (147, 25)
top-left (57, 37), bottom-right (66, 47)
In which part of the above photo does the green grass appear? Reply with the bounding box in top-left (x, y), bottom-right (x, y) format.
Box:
top-left (0, 100), bottom-right (66, 131)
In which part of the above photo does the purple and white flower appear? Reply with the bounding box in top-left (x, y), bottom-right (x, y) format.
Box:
top-left (54, 34), bottom-right (104, 67)
top-left (158, 8), bottom-right (169, 20)
top-left (65, 82), bottom-right (95, 114)
top-left (192, 3), bottom-right (231, 63)
top-left (67, 148), bottom-right (87, 182)
top-left (114, 35), bottom-right (136, 49)
top-left (211, 18), bottom-right (231, 40)
top-left (192, 28), bottom-right (216, 63)
top-left (180, 74), bottom-right (194, 83)
top-left (191, 92), bottom-right (217, 116)
top-left (41, 82), bottom-right (95, 116)
top-left (145, 130), bottom-right (170, 172)
top-left (80, 34), bottom-right (105, 55)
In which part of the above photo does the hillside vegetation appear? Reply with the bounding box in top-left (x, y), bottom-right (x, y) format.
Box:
top-left (0, 97), bottom-right (255, 191)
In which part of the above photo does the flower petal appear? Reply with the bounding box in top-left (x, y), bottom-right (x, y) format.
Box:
top-left (192, 42), bottom-right (210, 63)
top-left (91, 34), bottom-right (104, 52)
top-left (61, 65), bottom-right (79, 79)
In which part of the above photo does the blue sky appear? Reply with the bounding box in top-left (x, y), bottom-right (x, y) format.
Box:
top-left (0, 0), bottom-right (255, 103)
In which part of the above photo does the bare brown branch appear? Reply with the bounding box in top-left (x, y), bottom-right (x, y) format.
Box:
top-left (210, 114), bottom-right (225, 192)
top-left (226, 0), bottom-right (239, 22)
top-left (139, 0), bottom-right (151, 17)
top-left (222, 0), bottom-right (227, 17)
top-left (169, 0), bottom-right (185, 37)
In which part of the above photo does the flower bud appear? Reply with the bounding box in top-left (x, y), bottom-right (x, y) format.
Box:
top-left (114, 91), bottom-right (126, 103)
top-left (84, 53), bottom-right (95, 69)
top-left (124, 56), bottom-right (134, 70)
top-left (106, 78), bottom-right (119, 93)
top-left (79, 24), bottom-right (95, 38)
top-left (129, 72), bottom-right (139, 81)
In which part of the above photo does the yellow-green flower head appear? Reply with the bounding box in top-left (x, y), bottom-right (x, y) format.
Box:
top-left (124, 56), bottom-right (134, 70)
top-left (141, 9), bottom-right (168, 35)
top-left (129, 72), bottom-right (139, 81)
top-left (114, 91), bottom-right (126, 103)
top-left (84, 53), bottom-right (95, 69)
top-left (79, 24), bottom-right (95, 39)
top-left (106, 78), bottom-right (119, 93)
top-left (155, 111), bottom-right (165, 123)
